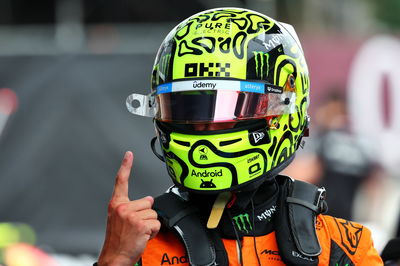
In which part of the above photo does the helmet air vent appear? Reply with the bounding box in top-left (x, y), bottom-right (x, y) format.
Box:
top-left (173, 139), bottom-right (191, 147)
top-left (219, 138), bottom-right (242, 147)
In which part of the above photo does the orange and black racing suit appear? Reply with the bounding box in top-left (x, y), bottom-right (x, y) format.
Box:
top-left (141, 215), bottom-right (382, 265)
top-left (140, 177), bottom-right (383, 266)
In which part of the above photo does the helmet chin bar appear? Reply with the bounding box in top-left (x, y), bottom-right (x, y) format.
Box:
top-left (174, 152), bottom-right (296, 195)
top-left (153, 118), bottom-right (300, 194)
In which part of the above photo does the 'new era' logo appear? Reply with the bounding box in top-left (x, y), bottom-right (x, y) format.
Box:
top-left (252, 132), bottom-right (265, 143)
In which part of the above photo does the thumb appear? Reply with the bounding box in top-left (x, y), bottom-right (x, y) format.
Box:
top-left (144, 196), bottom-right (154, 206)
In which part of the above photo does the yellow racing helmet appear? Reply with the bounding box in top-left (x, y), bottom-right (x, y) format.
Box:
top-left (127, 8), bottom-right (310, 193)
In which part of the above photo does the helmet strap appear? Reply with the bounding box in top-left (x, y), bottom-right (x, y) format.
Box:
top-left (150, 136), bottom-right (165, 162)
top-left (206, 191), bottom-right (232, 229)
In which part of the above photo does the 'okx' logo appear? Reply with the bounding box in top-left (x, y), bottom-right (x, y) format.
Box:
top-left (185, 62), bottom-right (230, 77)
top-left (232, 213), bottom-right (252, 233)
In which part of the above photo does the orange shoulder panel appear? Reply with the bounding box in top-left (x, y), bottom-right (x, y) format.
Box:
top-left (318, 215), bottom-right (383, 266)
top-left (142, 229), bottom-right (189, 266)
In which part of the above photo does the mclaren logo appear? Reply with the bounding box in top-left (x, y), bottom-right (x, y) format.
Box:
top-left (261, 249), bottom-right (280, 256)
top-left (232, 213), bottom-right (252, 233)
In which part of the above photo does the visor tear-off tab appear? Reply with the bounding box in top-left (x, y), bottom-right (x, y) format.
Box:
top-left (154, 192), bottom-right (228, 266)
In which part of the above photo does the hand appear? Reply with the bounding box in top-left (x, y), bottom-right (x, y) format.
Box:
top-left (98, 151), bottom-right (161, 266)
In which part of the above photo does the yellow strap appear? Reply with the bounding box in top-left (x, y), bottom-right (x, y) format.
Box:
top-left (207, 192), bottom-right (232, 229)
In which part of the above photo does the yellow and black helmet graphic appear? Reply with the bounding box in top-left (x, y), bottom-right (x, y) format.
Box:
top-left (151, 8), bottom-right (308, 88)
top-left (127, 8), bottom-right (310, 193)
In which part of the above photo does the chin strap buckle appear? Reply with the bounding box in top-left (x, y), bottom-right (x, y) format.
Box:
top-left (286, 186), bottom-right (327, 214)
top-left (316, 187), bottom-right (328, 214)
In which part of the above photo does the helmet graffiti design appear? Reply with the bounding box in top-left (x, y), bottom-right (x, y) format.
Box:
top-left (127, 8), bottom-right (310, 193)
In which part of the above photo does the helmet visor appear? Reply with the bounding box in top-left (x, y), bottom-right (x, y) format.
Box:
top-left (127, 79), bottom-right (296, 123)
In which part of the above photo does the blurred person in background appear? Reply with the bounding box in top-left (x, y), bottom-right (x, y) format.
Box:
top-left (381, 237), bottom-right (400, 266)
top-left (283, 91), bottom-right (385, 221)
top-left (95, 8), bottom-right (383, 266)
top-left (283, 90), bottom-right (393, 252)
top-left (313, 91), bottom-right (383, 221)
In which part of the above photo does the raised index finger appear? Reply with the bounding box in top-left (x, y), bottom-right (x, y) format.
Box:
top-left (112, 151), bottom-right (133, 200)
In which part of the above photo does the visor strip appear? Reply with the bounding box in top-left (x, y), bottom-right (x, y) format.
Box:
top-left (156, 80), bottom-right (283, 95)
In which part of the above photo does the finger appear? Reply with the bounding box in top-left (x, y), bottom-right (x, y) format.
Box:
top-left (146, 220), bottom-right (161, 239)
top-left (112, 151), bottom-right (133, 200)
top-left (126, 196), bottom-right (154, 212)
top-left (134, 208), bottom-right (158, 220)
